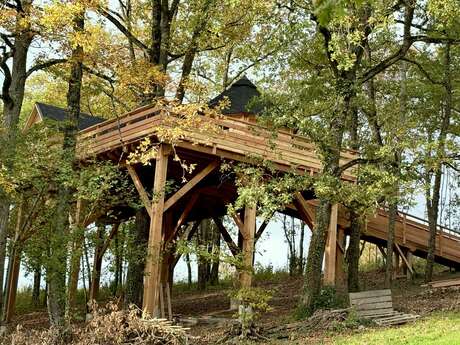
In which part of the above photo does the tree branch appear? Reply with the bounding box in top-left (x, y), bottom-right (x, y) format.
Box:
top-left (98, 7), bottom-right (150, 55)
top-left (359, 3), bottom-right (415, 84)
top-left (82, 64), bottom-right (115, 83)
top-left (401, 57), bottom-right (442, 85)
top-left (0, 58), bottom-right (12, 102)
top-left (336, 157), bottom-right (381, 176)
top-left (25, 58), bottom-right (67, 78)
top-left (0, 33), bottom-right (14, 49)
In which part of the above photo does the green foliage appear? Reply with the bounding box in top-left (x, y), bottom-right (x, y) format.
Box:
top-left (230, 287), bottom-right (273, 329)
top-left (313, 285), bottom-right (347, 311)
top-left (253, 263), bottom-right (290, 283)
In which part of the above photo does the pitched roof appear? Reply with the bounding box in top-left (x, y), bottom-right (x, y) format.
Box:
top-left (209, 76), bottom-right (263, 115)
top-left (35, 102), bottom-right (105, 130)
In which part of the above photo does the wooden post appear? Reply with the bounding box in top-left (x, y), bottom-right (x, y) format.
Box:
top-left (240, 204), bottom-right (256, 288)
top-left (324, 204), bottom-right (338, 285)
top-left (406, 251), bottom-right (413, 280)
top-left (335, 227), bottom-right (346, 288)
top-left (143, 145), bottom-right (169, 317)
top-left (402, 214), bottom-right (407, 245)
top-left (393, 251), bottom-right (400, 279)
top-left (160, 212), bottom-right (174, 319)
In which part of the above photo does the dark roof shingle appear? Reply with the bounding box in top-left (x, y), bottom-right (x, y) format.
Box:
top-left (209, 76), bottom-right (263, 115)
top-left (36, 102), bottom-right (105, 130)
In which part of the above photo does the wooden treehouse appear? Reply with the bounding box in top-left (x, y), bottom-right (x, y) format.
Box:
top-left (27, 76), bottom-right (460, 318)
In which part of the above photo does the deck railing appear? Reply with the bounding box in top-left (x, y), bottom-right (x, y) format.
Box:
top-left (77, 105), bottom-right (357, 180)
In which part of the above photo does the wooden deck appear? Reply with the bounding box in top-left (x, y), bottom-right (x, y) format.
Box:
top-left (76, 104), bottom-right (460, 280)
top-left (76, 104), bottom-right (357, 180)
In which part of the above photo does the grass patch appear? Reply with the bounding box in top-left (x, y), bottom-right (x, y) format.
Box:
top-left (332, 312), bottom-right (460, 345)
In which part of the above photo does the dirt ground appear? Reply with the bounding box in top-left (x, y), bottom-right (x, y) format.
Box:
top-left (7, 269), bottom-right (460, 344)
top-left (172, 269), bottom-right (460, 344)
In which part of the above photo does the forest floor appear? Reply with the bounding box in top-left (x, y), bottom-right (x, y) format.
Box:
top-left (173, 268), bottom-right (460, 344)
top-left (7, 268), bottom-right (460, 344)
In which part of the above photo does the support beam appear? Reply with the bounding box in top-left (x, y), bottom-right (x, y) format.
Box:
top-left (126, 164), bottom-right (153, 217)
top-left (240, 204), bottom-right (256, 288)
top-left (324, 204), bottom-right (338, 285)
top-left (231, 213), bottom-right (245, 235)
top-left (143, 145), bottom-right (169, 317)
top-left (172, 220), bottom-right (201, 268)
top-left (293, 192), bottom-right (315, 230)
top-left (213, 217), bottom-right (240, 257)
top-left (165, 194), bottom-right (199, 243)
top-left (163, 160), bottom-right (219, 212)
top-left (395, 243), bottom-right (414, 275)
top-left (377, 245), bottom-right (387, 261)
top-left (255, 214), bottom-right (273, 242)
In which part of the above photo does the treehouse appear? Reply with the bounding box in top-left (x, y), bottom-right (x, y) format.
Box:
top-left (25, 77), bottom-right (460, 319)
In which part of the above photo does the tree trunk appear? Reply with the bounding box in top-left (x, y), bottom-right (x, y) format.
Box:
top-left (48, 12), bottom-right (84, 327)
top-left (0, 203), bottom-right (9, 315)
top-left (113, 231), bottom-right (123, 296)
top-left (197, 219), bottom-right (211, 291)
top-left (0, 26), bottom-right (33, 317)
top-left (32, 266), bottom-right (41, 307)
top-left (302, 199), bottom-right (333, 315)
top-left (125, 208), bottom-right (149, 307)
top-left (346, 212), bottom-right (361, 292)
top-left (298, 221), bottom-right (305, 275)
top-left (384, 201), bottom-right (397, 288)
top-left (185, 253), bottom-right (192, 287)
top-left (209, 225), bottom-right (220, 285)
top-left (89, 224), bottom-right (105, 302)
top-left (66, 202), bottom-right (85, 314)
top-left (425, 43), bottom-right (451, 283)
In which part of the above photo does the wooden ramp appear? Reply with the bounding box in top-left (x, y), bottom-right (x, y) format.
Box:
top-left (364, 210), bottom-right (460, 268)
top-left (423, 277), bottom-right (460, 289)
top-left (304, 199), bottom-right (460, 272)
top-left (349, 289), bottom-right (419, 326)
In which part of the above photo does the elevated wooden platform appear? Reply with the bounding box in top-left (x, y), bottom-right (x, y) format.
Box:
top-left (76, 104), bottom-right (357, 180)
top-left (71, 103), bottom-right (460, 316)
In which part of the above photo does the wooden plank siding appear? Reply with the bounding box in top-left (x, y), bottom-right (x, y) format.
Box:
top-left (76, 106), bottom-right (357, 180)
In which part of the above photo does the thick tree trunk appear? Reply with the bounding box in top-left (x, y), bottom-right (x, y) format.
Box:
top-left (347, 212), bottom-right (361, 292)
top-left (0, 28), bottom-right (33, 317)
top-left (301, 73), bottom-right (350, 315)
top-left (48, 13), bottom-right (84, 327)
top-left (425, 43), bottom-right (451, 283)
top-left (302, 199), bottom-right (332, 314)
top-left (125, 208), bottom-right (149, 307)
